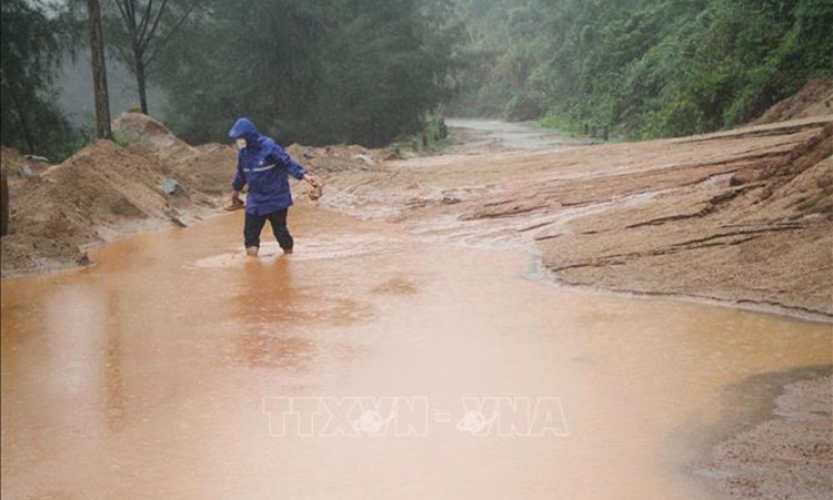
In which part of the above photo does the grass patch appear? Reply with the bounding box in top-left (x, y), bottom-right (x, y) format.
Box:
top-left (111, 131), bottom-right (132, 148)
top-left (538, 110), bottom-right (622, 143)
top-left (387, 118), bottom-right (453, 156)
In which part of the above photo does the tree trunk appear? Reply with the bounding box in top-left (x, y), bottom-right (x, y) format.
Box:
top-left (1, 168), bottom-right (9, 237)
top-left (134, 51), bottom-right (149, 115)
top-left (9, 89), bottom-right (36, 154)
top-left (87, 0), bottom-right (111, 139)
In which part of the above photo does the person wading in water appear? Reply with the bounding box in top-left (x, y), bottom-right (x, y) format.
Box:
top-left (227, 118), bottom-right (322, 256)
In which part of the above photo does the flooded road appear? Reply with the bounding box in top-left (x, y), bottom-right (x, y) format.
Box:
top-left (445, 118), bottom-right (588, 152)
top-left (2, 206), bottom-right (831, 499)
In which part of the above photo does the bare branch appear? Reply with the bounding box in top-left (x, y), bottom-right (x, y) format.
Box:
top-left (137, 0), bottom-right (155, 43)
top-left (124, 0), bottom-right (137, 30)
top-left (112, 0), bottom-right (135, 33)
top-left (111, 41), bottom-right (133, 69)
top-left (144, 0), bottom-right (199, 67)
top-left (140, 0), bottom-right (171, 52)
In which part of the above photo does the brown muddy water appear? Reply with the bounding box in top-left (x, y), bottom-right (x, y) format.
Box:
top-left (2, 206), bottom-right (831, 500)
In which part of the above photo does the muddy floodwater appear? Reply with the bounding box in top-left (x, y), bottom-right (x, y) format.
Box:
top-left (2, 206), bottom-right (831, 499)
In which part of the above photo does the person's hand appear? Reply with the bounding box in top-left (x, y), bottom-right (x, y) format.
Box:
top-left (303, 174), bottom-right (323, 201)
top-left (303, 174), bottom-right (321, 188)
top-left (225, 191), bottom-right (244, 211)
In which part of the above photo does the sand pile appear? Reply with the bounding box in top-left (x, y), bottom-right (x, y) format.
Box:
top-left (286, 143), bottom-right (382, 174)
top-left (113, 112), bottom-right (237, 197)
top-left (113, 111), bottom-right (190, 154)
top-left (1, 146), bottom-right (28, 175)
top-left (1, 113), bottom-right (237, 277)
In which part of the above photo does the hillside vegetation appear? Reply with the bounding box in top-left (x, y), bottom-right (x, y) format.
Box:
top-left (448, 0), bottom-right (833, 138)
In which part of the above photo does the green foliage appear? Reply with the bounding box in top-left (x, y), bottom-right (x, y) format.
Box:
top-left (388, 117), bottom-right (453, 154)
top-left (5, 0), bottom-right (828, 157)
top-left (447, 0), bottom-right (833, 138)
top-left (111, 130), bottom-right (131, 148)
top-left (1, 0), bottom-right (81, 160)
top-left (156, 0), bottom-right (458, 148)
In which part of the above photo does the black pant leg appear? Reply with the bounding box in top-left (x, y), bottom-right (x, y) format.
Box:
top-left (244, 211), bottom-right (268, 248)
top-left (267, 208), bottom-right (294, 250)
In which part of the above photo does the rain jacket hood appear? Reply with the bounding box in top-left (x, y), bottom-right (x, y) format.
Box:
top-left (228, 118), bottom-right (261, 146)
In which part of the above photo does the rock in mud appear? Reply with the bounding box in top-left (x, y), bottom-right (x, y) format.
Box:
top-left (163, 178), bottom-right (184, 196)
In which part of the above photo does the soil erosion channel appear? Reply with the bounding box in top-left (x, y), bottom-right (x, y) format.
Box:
top-left (2, 121), bottom-right (831, 499)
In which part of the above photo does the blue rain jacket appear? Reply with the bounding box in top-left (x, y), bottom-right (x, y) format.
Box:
top-left (228, 118), bottom-right (307, 215)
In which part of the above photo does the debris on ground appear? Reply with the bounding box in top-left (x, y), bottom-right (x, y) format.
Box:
top-left (163, 178), bottom-right (184, 196)
top-left (286, 144), bottom-right (384, 174)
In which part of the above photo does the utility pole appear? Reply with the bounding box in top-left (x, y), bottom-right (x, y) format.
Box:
top-left (87, 0), bottom-right (111, 138)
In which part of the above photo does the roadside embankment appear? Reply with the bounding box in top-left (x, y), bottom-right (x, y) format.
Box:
top-left (752, 79), bottom-right (833, 126)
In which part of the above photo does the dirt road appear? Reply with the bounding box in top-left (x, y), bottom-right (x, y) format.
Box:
top-left (324, 116), bottom-right (833, 320)
top-left (1, 119), bottom-right (831, 499)
top-left (443, 118), bottom-right (591, 153)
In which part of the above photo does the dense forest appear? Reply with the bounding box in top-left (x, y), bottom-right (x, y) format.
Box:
top-left (1, 0), bottom-right (832, 158)
top-left (1, 0), bottom-right (82, 159)
top-left (153, 0), bottom-right (458, 147)
top-left (1, 0), bottom-right (457, 153)
top-left (448, 0), bottom-right (833, 138)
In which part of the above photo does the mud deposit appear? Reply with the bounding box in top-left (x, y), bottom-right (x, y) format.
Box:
top-left (324, 116), bottom-right (833, 319)
top-left (696, 370), bottom-right (832, 500)
top-left (2, 206), bottom-right (831, 500)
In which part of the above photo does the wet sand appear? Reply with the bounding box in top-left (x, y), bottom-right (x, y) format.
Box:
top-left (695, 370), bottom-right (832, 499)
top-left (2, 206), bottom-right (831, 499)
top-left (323, 116), bottom-right (833, 320)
